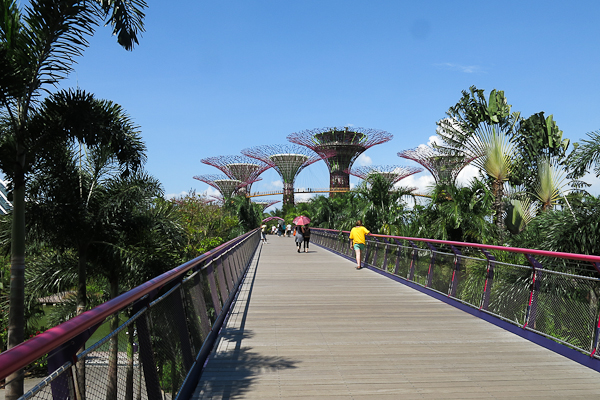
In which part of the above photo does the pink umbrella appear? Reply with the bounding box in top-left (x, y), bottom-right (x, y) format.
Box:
top-left (293, 215), bottom-right (311, 225)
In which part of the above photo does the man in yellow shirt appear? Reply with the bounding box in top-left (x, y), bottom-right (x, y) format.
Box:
top-left (349, 220), bottom-right (370, 270)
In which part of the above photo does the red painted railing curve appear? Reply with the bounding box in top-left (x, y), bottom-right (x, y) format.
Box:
top-left (0, 228), bottom-right (259, 382)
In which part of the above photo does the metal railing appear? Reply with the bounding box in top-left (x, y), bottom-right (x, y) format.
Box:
top-left (311, 228), bottom-right (600, 359)
top-left (0, 228), bottom-right (261, 400)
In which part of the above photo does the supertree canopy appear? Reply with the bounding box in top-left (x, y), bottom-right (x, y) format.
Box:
top-left (398, 146), bottom-right (470, 186)
top-left (347, 165), bottom-right (423, 186)
top-left (253, 199), bottom-right (280, 210)
top-left (193, 174), bottom-right (243, 199)
top-left (242, 144), bottom-right (327, 206)
top-left (200, 155), bottom-right (270, 193)
top-left (288, 126), bottom-right (393, 195)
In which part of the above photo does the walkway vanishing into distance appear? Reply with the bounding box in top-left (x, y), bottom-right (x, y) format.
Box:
top-left (193, 237), bottom-right (600, 399)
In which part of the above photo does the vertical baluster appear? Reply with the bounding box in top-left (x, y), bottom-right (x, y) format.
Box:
top-left (382, 238), bottom-right (390, 273)
top-left (480, 249), bottom-right (495, 311)
top-left (523, 254), bottom-right (543, 329)
top-left (205, 260), bottom-right (222, 315)
top-left (393, 239), bottom-right (403, 276)
top-left (408, 241), bottom-right (418, 281)
top-left (448, 245), bottom-right (462, 298)
top-left (425, 243), bottom-right (436, 288)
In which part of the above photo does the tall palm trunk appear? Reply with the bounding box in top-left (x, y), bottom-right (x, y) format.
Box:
top-left (76, 244), bottom-right (89, 400)
top-left (106, 278), bottom-right (120, 400)
top-left (492, 179), bottom-right (505, 241)
top-left (6, 156), bottom-right (27, 400)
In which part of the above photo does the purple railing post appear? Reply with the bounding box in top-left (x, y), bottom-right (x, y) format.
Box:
top-left (191, 266), bottom-right (211, 339)
top-left (369, 237), bottom-right (378, 268)
top-left (393, 239), bottom-right (403, 276)
top-left (172, 287), bottom-right (195, 372)
top-left (382, 238), bottom-right (390, 273)
top-left (425, 243), bottom-right (436, 288)
top-left (408, 241), bottom-right (418, 281)
top-left (216, 256), bottom-right (230, 302)
top-left (337, 231), bottom-right (345, 255)
top-left (205, 260), bottom-right (222, 315)
top-left (222, 253), bottom-right (234, 291)
top-left (449, 245), bottom-right (462, 298)
top-left (480, 249), bottom-right (496, 311)
top-left (524, 254), bottom-right (543, 329)
top-left (136, 313), bottom-right (163, 400)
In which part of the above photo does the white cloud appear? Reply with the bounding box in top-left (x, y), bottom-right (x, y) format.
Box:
top-left (356, 153), bottom-right (372, 166)
top-left (200, 187), bottom-right (221, 198)
top-left (398, 173), bottom-right (435, 195)
top-left (269, 180), bottom-right (283, 189)
top-left (166, 190), bottom-right (188, 200)
top-left (455, 164), bottom-right (480, 187)
top-left (574, 172), bottom-right (600, 196)
top-left (437, 63), bottom-right (482, 73)
top-left (427, 135), bottom-right (441, 147)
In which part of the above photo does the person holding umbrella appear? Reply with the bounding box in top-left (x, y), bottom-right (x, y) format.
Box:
top-left (293, 215), bottom-right (311, 252)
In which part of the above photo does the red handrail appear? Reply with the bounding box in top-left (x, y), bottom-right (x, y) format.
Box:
top-left (312, 228), bottom-right (600, 264)
top-left (0, 229), bottom-right (258, 381)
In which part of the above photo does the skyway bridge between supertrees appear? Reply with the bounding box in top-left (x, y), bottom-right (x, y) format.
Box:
top-left (242, 144), bottom-right (333, 206)
top-left (288, 126), bottom-right (393, 196)
top-left (347, 164), bottom-right (423, 186)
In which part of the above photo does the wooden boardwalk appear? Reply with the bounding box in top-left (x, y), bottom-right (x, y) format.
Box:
top-left (192, 237), bottom-right (600, 399)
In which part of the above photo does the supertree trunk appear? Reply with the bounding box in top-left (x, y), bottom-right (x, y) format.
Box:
top-left (283, 182), bottom-right (295, 206)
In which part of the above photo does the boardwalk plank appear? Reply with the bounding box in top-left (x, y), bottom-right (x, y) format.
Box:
top-left (192, 238), bottom-right (600, 399)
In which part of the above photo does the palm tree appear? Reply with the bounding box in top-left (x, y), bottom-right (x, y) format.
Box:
top-left (533, 157), bottom-right (570, 212)
top-left (568, 130), bottom-right (600, 181)
top-left (0, 1), bottom-right (146, 396)
top-left (462, 123), bottom-right (518, 235)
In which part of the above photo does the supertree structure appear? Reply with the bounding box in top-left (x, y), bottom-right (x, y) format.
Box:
top-left (287, 126), bottom-right (393, 195)
top-left (200, 155), bottom-right (271, 194)
top-left (398, 145), bottom-right (471, 186)
top-left (193, 174), bottom-right (243, 199)
top-left (347, 165), bottom-right (423, 186)
top-left (242, 144), bottom-right (328, 206)
top-left (253, 199), bottom-right (280, 210)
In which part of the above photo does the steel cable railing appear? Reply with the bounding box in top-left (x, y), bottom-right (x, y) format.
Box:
top-left (0, 228), bottom-right (261, 400)
top-left (311, 228), bottom-right (600, 359)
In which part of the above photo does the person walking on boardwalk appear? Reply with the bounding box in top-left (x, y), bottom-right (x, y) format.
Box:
top-left (294, 225), bottom-right (304, 253)
top-left (261, 224), bottom-right (268, 243)
top-left (349, 220), bottom-right (370, 269)
top-left (301, 224), bottom-right (311, 252)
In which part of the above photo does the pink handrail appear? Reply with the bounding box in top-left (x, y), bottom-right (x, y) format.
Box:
top-left (312, 228), bottom-right (600, 264)
top-left (0, 229), bottom-right (258, 381)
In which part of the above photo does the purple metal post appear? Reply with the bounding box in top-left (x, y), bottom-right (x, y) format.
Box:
top-left (393, 239), bottom-right (403, 276)
top-left (449, 245), bottom-right (462, 298)
top-left (523, 254), bottom-right (543, 329)
top-left (382, 238), bottom-right (390, 273)
top-left (480, 249), bottom-right (496, 311)
top-left (425, 243), bottom-right (437, 288)
top-left (408, 241), bottom-right (418, 281)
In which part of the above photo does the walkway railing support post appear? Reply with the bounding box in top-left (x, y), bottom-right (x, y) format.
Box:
top-left (449, 245), bottom-right (462, 298)
top-left (382, 238), bottom-right (390, 273)
top-left (136, 313), bottom-right (163, 400)
top-left (206, 260), bottom-right (222, 315)
top-left (408, 241), bottom-right (418, 281)
top-left (425, 243), bottom-right (436, 288)
top-left (369, 237), bottom-right (378, 268)
top-left (393, 239), bottom-right (402, 275)
top-left (480, 249), bottom-right (496, 311)
top-left (524, 254), bottom-right (543, 329)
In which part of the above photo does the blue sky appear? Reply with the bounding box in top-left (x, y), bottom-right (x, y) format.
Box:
top-left (55, 0), bottom-right (600, 208)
